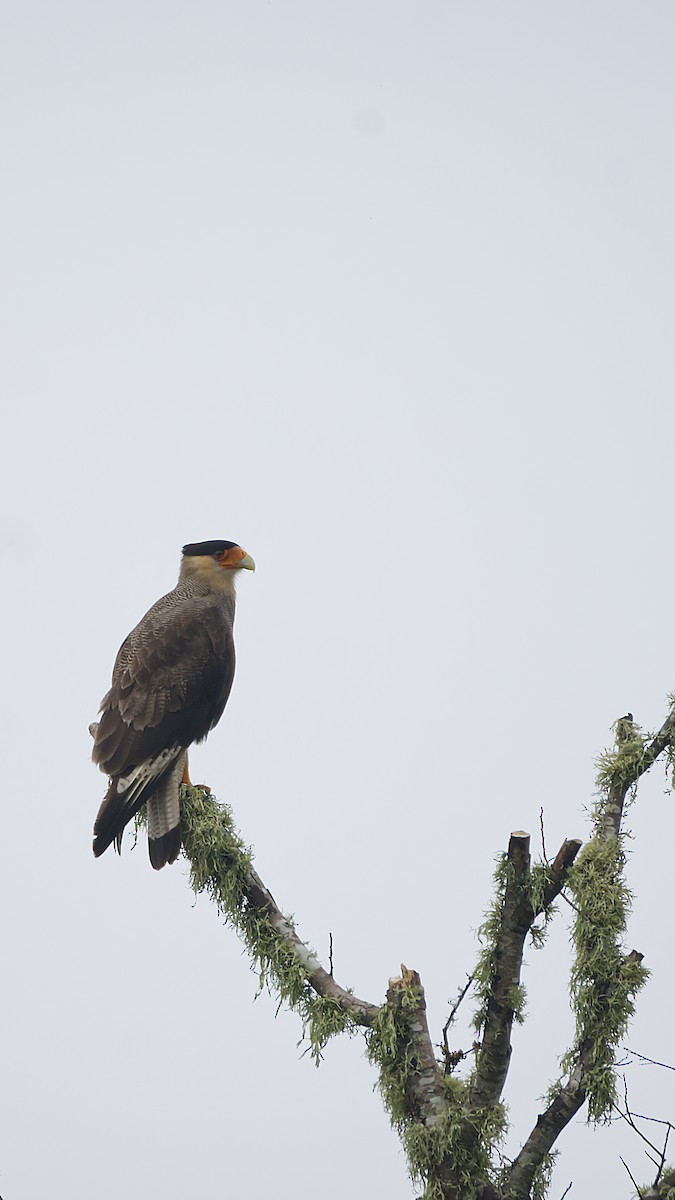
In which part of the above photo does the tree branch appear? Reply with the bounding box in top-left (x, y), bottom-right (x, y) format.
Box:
top-left (244, 863), bottom-right (380, 1025)
top-left (503, 1062), bottom-right (587, 1198)
top-left (469, 832), bottom-right (532, 1112)
top-left (386, 965), bottom-right (449, 1126)
top-left (180, 785), bottom-right (380, 1032)
top-left (602, 707), bottom-right (675, 839)
top-left (172, 694), bottom-right (665, 1198)
top-left (503, 706), bottom-right (663, 1197)
top-left (441, 974), bottom-right (474, 1069)
top-left (539, 838), bottom-right (584, 909)
top-left (469, 833), bottom-right (581, 1114)
top-left (642, 707), bottom-right (675, 769)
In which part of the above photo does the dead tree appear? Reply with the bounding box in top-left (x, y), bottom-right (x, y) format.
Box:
top-left (161, 704), bottom-right (675, 1199)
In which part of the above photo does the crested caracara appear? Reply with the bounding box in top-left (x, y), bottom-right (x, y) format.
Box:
top-left (91, 539), bottom-right (254, 869)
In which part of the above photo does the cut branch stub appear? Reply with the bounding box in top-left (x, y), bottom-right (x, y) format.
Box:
top-left (551, 838), bottom-right (583, 876)
top-left (386, 965), bottom-right (448, 1128)
top-left (538, 836), bottom-right (583, 912)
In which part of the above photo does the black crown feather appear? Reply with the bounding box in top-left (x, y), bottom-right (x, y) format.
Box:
top-left (182, 540), bottom-right (239, 557)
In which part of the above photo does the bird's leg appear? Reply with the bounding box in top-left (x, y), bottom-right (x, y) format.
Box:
top-left (181, 752), bottom-right (210, 793)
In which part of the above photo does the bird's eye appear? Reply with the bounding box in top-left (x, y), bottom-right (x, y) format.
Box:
top-left (213, 550), bottom-right (225, 561)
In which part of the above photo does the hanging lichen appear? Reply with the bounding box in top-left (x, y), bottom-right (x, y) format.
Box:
top-left (557, 723), bottom-right (651, 1124)
top-left (131, 713), bottom-right (655, 1199)
top-left (529, 1150), bottom-right (557, 1200)
top-left (472, 855), bottom-right (525, 1033)
top-left (175, 785), bottom-right (355, 1059)
top-left (366, 992), bottom-right (506, 1199)
top-left (594, 713), bottom-right (647, 809)
top-left (472, 854), bottom-right (557, 1036)
top-left (564, 832), bottom-right (648, 1121)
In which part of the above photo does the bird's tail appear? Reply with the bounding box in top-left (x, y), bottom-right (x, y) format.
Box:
top-left (92, 745), bottom-right (184, 867)
top-left (147, 755), bottom-right (185, 870)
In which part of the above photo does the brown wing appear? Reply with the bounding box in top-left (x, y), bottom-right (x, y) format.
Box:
top-left (92, 593), bottom-right (235, 777)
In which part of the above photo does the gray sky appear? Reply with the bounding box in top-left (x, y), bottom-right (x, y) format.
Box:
top-left (2, 3), bottom-right (675, 1197)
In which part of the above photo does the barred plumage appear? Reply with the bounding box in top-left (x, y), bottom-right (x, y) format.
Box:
top-left (91, 540), bottom-right (254, 868)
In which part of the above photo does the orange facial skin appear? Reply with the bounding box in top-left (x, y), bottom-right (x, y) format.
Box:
top-left (216, 545), bottom-right (248, 568)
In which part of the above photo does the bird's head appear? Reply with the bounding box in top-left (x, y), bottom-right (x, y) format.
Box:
top-left (180, 540), bottom-right (255, 588)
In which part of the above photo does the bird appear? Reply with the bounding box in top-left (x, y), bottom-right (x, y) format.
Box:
top-left (90, 539), bottom-right (255, 869)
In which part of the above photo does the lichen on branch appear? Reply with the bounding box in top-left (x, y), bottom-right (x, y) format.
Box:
top-left (562, 752), bottom-right (650, 1122)
top-left (366, 974), bottom-right (506, 1200)
top-left (176, 785), bottom-right (374, 1058)
top-left (129, 695), bottom-right (675, 1200)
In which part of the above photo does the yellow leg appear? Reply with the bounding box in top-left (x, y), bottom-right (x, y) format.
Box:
top-left (182, 753), bottom-right (192, 786)
top-left (182, 752), bottom-right (210, 792)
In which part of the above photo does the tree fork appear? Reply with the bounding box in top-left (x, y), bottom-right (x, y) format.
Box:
top-left (169, 699), bottom-right (675, 1198)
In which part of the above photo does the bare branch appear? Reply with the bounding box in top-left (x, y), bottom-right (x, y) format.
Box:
top-left (613, 1086), bottom-right (665, 1162)
top-left (620, 1156), bottom-right (642, 1197)
top-left (539, 806), bottom-right (548, 862)
top-left (612, 1082), bottom-right (675, 1190)
top-left (624, 1047), bottom-right (675, 1074)
top-left (441, 974), bottom-right (474, 1066)
top-left (657, 1127), bottom-right (672, 1188)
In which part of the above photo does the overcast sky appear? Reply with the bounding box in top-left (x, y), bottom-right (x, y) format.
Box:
top-left (2, 3), bottom-right (675, 1198)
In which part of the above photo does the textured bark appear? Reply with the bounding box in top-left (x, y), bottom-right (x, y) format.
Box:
top-left (502, 707), bottom-right (669, 1198)
top-left (244, 863), bottom-right (380, 1027)
top-left (175, 698), bottom-right (675, 1200)
top-left (541, 838), bottom-right (584, 905)
top-left (469, 832), bottom-right (532, 1112)
top-left (603, 708), bottom-right (675, 839)
top-left (387, 966), bottom-right (449, 1125)
top-left (502, 1061), bottom-right (586, 1198)
top-left (469, 834), bottom-right (581, 1115)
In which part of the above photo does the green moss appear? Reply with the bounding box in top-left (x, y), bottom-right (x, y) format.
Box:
top-left (529, 1150), bottom-right (557, 1200)
top-left (140, 788), bottom-right (510, 1194)
top-left (138, 738), bottom-right (650, 1195)
top-left (594, 715), bottom-right (647, 811)
top-left (564, 794), bottom-right (649, 1121)
top-left (528, 863), bottom-right (557, 922)
top-left (637, 1167), bottom-right (675, 1199)
top-left (366, 989), bottom-right (421, 1126)
top-left (401, 1101), bottom-right (506, 1200)
top-left (472, 855), bottom-right (515, 1032)
top-left (660, 1173), bottom-right (675, 1200)
top-left (366, 986), bottom-right (506, 1198)
top-left (558, 717), bottom-right (652, 1123)
top-left (174, 785), bottom-right (355, 1060)
top-left (472, 855), bottom-right (555, 1035)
